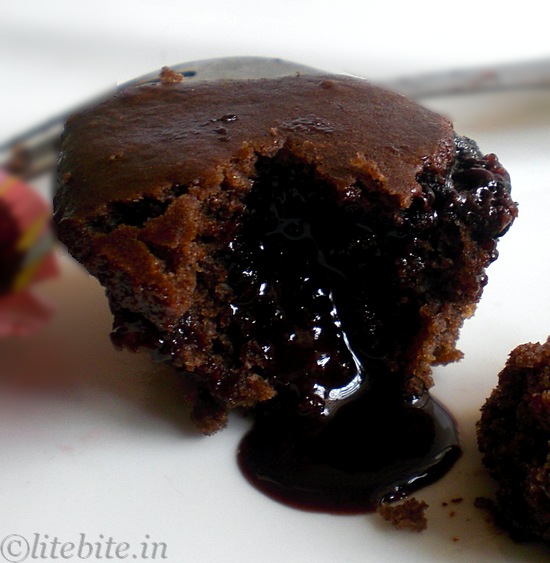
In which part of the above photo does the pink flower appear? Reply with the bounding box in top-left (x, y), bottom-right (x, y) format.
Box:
top-left (0, 170), bottom-right (58, 335)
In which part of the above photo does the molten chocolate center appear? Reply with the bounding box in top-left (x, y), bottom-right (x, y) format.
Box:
top-left (227, 151), bottom-right (468, 512)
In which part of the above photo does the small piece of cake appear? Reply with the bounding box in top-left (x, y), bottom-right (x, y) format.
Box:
top-left (378, 498), bottom-right (429, 532)
top-left (477, 338), bottom-right (550, 542)
top-left (54, 72), bottom-right (517, 435)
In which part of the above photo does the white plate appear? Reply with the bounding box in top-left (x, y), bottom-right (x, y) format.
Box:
top-left (0, 87), bottom-right (549, 562)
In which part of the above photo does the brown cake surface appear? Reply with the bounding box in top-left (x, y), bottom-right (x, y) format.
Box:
top-left (477, 338), bottom-right (550, 542)
top-left (54, 73), bottom-right (517, 433)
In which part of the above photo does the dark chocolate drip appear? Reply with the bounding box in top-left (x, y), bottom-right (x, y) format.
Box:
top-left (227, 153), bottom-right (375, 419)
top-left (231, 135), bottom-right (514, 512)
top-left (227, 151), bottom-right (464, 512)
top-left (238, 391), bottom-right (460, 513)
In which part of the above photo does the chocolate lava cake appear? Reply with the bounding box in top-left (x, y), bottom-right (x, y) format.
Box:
top-left (54, 72), bottom-right (517, 438)
top-left (478, 338), bottom-right (550, 542)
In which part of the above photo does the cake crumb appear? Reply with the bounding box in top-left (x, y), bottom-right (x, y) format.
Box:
top-left (159, 66), bottom-right (184, 84)
top-left (451, 497), bottom-right (463, 504)
top-left (452, 536), bottom-right (460, 542)
top-left (377, 498), bottom-right (428, 532)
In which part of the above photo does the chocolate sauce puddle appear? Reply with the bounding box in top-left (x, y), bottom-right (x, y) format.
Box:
top-left (238, 389), bottom-right (460, 514)
top-left (228, 151), bottom-right (462, 513)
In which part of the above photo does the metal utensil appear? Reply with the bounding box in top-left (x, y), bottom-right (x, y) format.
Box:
top-left (2, 56), bottom-right (549, 179)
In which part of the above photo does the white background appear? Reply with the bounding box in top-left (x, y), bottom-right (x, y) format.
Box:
top-left (1, 2), bottom-right (550, 562)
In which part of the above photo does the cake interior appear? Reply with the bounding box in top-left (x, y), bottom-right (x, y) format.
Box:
top-left (105, 135), bottom-right (515, 433)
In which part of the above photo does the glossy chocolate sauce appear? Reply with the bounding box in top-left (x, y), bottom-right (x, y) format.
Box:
top-left (226, 152), bottom-right (468, 513)
top-left (238, 391), bottom-right (460, 513)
